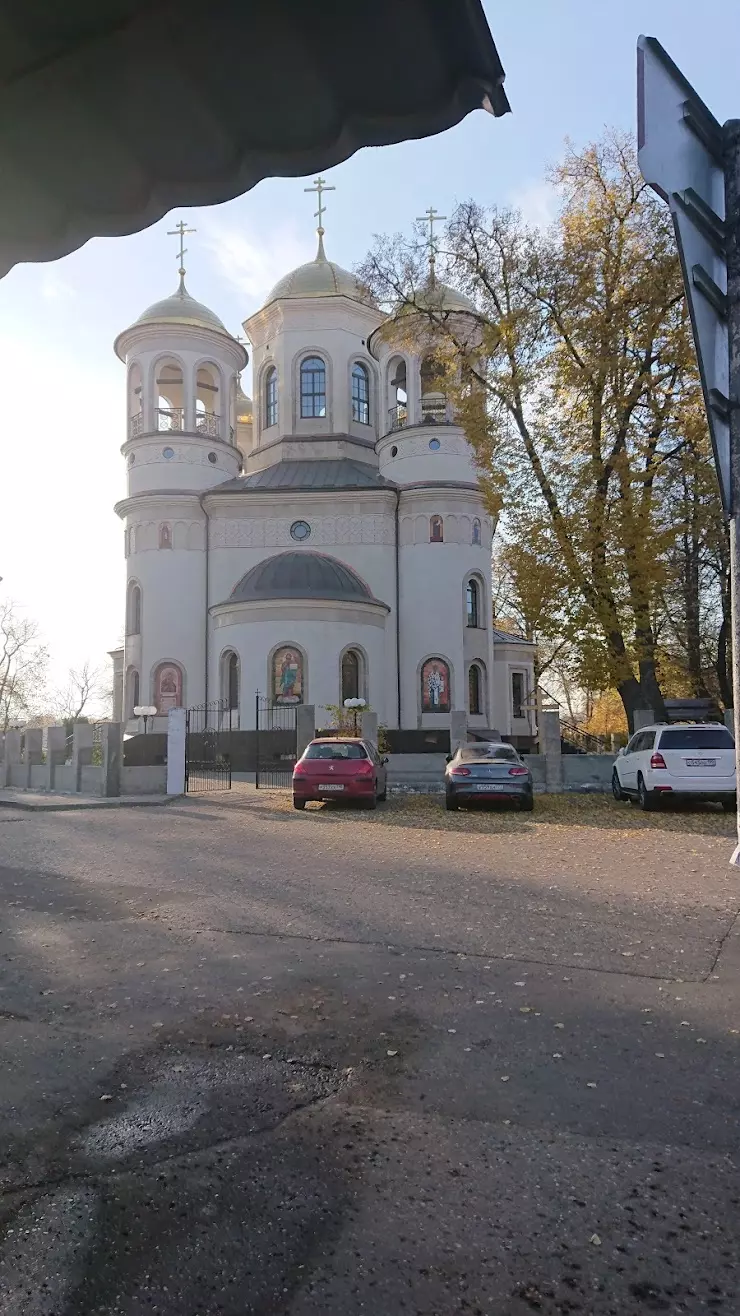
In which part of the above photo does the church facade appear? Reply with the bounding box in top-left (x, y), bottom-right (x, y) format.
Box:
top-left (111, 209), bottom-right (536, 744)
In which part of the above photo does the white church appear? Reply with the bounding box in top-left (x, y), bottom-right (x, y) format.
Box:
top-left (110, 188), bottom-right (535, 746)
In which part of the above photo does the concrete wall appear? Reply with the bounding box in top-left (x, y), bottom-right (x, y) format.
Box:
top-left (29, 765), bottom-right (46, 790)
top-left (523, 752), bottom-right (614, 793)
top-left (55, 766), bottom-right (76, 793)
top-left (80, 765), bottom-right (104, 795)
top-left (120, 765), bottom-right (167, 795)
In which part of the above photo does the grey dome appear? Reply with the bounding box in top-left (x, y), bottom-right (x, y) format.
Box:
top-left (264, 236), bottom-right (374, 308)
top-left (230, 551), bottom-right (382, 605)
top-left (135, 280), bottom-right (228, 333)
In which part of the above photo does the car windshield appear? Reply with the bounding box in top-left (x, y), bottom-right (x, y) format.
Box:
top-left (304, 743), bottom-right (369, 760)
top-left (659, 728), bottom-right (734, 751)
top-left (456, 744), bottom-right (518, 762)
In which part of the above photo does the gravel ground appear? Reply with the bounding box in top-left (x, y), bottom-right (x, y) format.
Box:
top-left (0, 791), bottom-right (738, 1315)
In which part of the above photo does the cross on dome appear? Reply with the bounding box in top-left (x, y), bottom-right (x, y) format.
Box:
top-left (167, 218), bottom-right (196, 288)
top-left (416, 205), bottom-right (447, 283)
top-left (304, 175), bottom-right (336, 259)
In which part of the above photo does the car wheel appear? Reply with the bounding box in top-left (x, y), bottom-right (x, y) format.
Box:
top-left (365, 795), bottom-right (377, 810)
top-left (612, 768), bottom-right (626, 802)
top-left (637, 774), bottom-right (658, 812)
top-left (293, 797), bottom-right (306, 810)
top-left (378, 786), bottom-right (388, 802)
top-left (445, 794), bottom-right (458, 811)
top-left (519, 793), bottom-right (534, 812)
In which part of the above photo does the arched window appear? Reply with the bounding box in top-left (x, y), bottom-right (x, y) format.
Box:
top-left (430, 515), bottom-right (444, 543)
top-left (153, 662), bottom-right (183, 713)
top-left (341, 650), bottom-right (360, 702)
top-left (468, 664), bottom-right (482, 716)
top-left (227, 652), bottom-right (239, 711)
top-left (265, 366), bottom-right (278, 428)
top-left (466, 579), bottom-right (480, 628)
top-left (300, 356), bottom-right (326, 418)
top-left (195, 364), bottom-right (220, 437)
top-left (472, 518), bottom-right (481, 546)
top-left (155, 358), bottom-right (184, 431)
top-left (159, 523), bottom-right (172, 550)
top-left (351, 363), bottom-right (370, 425)
top-left (421, 658), bottom-right (451, 713)
top-left (126, 582), bottom-right (142, 635)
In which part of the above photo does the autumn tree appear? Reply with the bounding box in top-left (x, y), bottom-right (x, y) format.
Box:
top-left (359, 132), bottom-right (723, 731)
top-left (54, 660), bottom-right (108, 723)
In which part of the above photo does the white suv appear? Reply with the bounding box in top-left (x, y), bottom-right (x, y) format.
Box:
top-left (612, 722), bottom-right (736, 812)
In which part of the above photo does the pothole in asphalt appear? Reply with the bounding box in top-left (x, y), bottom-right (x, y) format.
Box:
top-left (74, 1046), bottom-right (346, 1170)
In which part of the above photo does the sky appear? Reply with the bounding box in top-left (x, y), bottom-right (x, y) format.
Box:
top-left (1, 0), bottom-right (738, 689)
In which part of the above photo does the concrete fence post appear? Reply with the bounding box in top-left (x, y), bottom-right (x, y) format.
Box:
top-left (539, 709), bottom-right (563, 793)
top-left (1, 729), bottom-right (21, 789)
top-left (101, 723), bottom-right (122, 797)
top-left (449, 709), bottom-right (467, 753)
top-left (360, 709), bottom-right (379, 748)
top-left (72, 723), bottom-right (94, 793)
top-left (166, 708), bottom-right (186, 796)
top-left (724, 708), bottom-right (734, 735)
top-left (633, 709), bottom-right (655, 732)
top-left (296, 705), bottom-right (316, 761)
top-left (45, 726), bottom-right (67, 791)
top-left (23, 728), bottom-right (43, 788)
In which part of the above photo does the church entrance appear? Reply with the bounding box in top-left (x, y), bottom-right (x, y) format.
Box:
top-left (184, 700), bottom-right (232, 792)
top-left (255, 694), bottom-right (298, 790)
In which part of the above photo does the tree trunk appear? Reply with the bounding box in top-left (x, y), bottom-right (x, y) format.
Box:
top-left (717, 613), bottom-right (733, 710)
top-left (616, 668), bottom-right (666, 735)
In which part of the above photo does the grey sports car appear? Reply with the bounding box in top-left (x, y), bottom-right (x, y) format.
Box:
top-left (444, 742), bottom-right (534, 811)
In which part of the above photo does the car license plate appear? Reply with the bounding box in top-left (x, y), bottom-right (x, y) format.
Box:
top-left (474, 783), bottom-right (506, 791)
top-left (685, 758), bottom-right (716, 767)
top-left (318, 783), bottom-right (344, 791)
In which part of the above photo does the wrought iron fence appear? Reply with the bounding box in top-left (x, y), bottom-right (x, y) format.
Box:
top-left (129, 412), bottom-right (144, 437)
top-left (255, 694), bottom-right (298, 789)
top-left (185, 701), bottom-right (232, 792)
top-left (387, 405), bottom-right (408, 433)
top-left (196, 410), bottom-right (220, 437)
top-left (156, 406), bottom-right (184, 432)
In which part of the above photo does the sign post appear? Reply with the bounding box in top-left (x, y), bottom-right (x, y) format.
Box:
top-left (637, 36), bottom-right (740, 863)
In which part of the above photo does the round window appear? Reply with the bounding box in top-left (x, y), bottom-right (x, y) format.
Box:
top-left (428, 437), bottom-right (441, 451)
top-left (162, 446), bottom-right (175, 459)
top-left (290, 520), bottom-right (311, 542)
top-left (208, 452), bottom-right (218, 464)
top-left (390, 445), bottom-right (398, 457)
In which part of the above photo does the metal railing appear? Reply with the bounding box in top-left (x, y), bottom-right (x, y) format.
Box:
top-left (156, 406), bottom-right (184, 432)
top-left (387, 405), bottom-right (408, 433)
top-left (560, 718), bottom-right (609, 755)
top-left (129, 412), bottom-right (143, 437)
top-left (196, 409), bottom-right (220, 437)
top-left (420, 396), bottom-right (450, 424)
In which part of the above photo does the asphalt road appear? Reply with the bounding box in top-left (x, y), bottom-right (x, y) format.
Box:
top-left (0, 791), bottom-right (738, 1315)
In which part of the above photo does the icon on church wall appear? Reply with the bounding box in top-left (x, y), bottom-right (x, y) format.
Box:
top-left (154, 663), bottom-right (182, 713)
top-left (421, 658), bottom-right (450, 713)
top-left (273, 647), bottom-right (303, 704)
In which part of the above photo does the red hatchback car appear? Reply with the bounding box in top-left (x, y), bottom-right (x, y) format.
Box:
top-left (292, 738), bottom-right (388, 810)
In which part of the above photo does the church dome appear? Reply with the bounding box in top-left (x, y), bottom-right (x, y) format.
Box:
top-left (230, 551), bottom-right (381, 605)
top-left (133, 278), bottom-right (230, 335)
top-left (236, 384), bottom-right (252, 422)
top-left (408, 280), bottom-right (477, 315)
top-left (264, 237), bottom-right (374, 308)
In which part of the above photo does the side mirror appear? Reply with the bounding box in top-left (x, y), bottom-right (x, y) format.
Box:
top-left (382, 756), bottom-right (389, 765)
top-left (445, 753), bottom-right (453, 763)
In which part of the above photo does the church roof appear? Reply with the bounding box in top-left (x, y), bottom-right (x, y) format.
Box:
top-left (414, 280), bottom-right (477, 314)
top-left (131, 278), bottom-right (230, 336)
top-left (229, 551), bottom-right (388, 608)
top-left (263, 236), bottom-right (374, 308)
top-left (214, 459), bottom-right (395, 493)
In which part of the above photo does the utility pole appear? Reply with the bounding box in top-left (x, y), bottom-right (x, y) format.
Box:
top-left (726, 121), bottom-right (740, 860)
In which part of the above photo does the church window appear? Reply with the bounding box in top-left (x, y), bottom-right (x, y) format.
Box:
top-left (466, 579), bottom-right (480, 628)
top-left (162, 446), bottom-right (175, 459)
top-left (341, 650), bottom-right (361, 702)
top-left (430, 515), bottom-right (444, 543)
top-left (290, 520), bottom-right (311, 542)
top-left (351, 363), bottom-right (370, 425)
top-left (208, 452), bottom-right (217, 464)
top-left (126, 582), bottom-right (142, 635)
top-left (153, 662), bottom-right (183, 713)
top-left (227, 652), bottom-right (239, 711)
top-left (159, 523), bottom-right (172, 550)
top-left (468, 664), bottom-right (482, 716)
top-left (128, 670), bottom-right (140, 717)
top-left (472, 518), bottom-right (481, 545)
top-left (428, 437), bottom-right (441, 451)
top-left (511, 671), bottom-right (525, 720)
top-left (421, 658), bottom-right (451, 713)
top-left (265, 367), bottom-right (278, 428)
top-left (300, 356), bottom-right (326, 418)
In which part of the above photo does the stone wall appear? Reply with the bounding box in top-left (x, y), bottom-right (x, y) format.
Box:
top-left (120, 765), bottom-right (167, 795)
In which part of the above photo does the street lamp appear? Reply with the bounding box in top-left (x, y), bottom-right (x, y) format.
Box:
top-left (343, 697), bottom-right (366, 736)
top-left (134, 704), bottom-right (158, 734)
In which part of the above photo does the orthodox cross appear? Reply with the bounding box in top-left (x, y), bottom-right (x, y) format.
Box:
top-left (167, 219), bottom-right (196, 280)
top-left (304, 175), bottom-right (335, 237)
top-left (416, 206), bottom-right (447, 279)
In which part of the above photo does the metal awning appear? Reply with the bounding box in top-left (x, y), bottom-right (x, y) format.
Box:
top-left (0, 0), bottom-right (509, 279)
